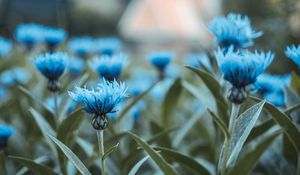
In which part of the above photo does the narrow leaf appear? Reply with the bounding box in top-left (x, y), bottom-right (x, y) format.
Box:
top-left (247, 119), bottom-right (275, 143)
top-left (103, 142), bottom-right (119, 160)
top-left (285, 103), bottom-right (300, 115)
top-left (9, 156), bottom-right (58, 175)
top-left (207, 109), bottom-right (230, 139)
top-left (48, 135), bottom-right (91, 175)
top-left (128, 156), bottom-right (149, 175)
top-left (128, 132), bottom-right (179, 175)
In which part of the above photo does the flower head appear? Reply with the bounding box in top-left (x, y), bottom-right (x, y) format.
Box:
top-left (209, 13), bottom-right (262, 49)
top-left (34, 52), bottom-right (67, 81)
top-left (42, 26), bottom-right (66, 49)
top-left (0, 67), bottom-right (31, 86)
top-left (0, 37), bottom-right (12, 57)
top-left (0, 124), bottom-right (14, 149)
top-left (89, 53), bottom-right (127, 81)
top-left (148, 51), bottom-right (174, 78)
top-left (15, 24), bottom-right (44, 46)
top-left (69, 79), bottom-right (128, 130)
top-left (95, 37), bottom-right (122, 56)
top-left (285, 45), bottom-right (300, 67)
top-left (68, 37), bottom-right (94, 57)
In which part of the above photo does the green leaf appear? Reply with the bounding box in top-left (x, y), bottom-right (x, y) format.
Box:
top-left (154, 147), bottom-right (211, 175)
top-left (227, 100), bottom-right (266, 167)
top-left (48, 135), bottom-right (91, 175)
top-left (285, 103), bottom-right (300, 115)
top-left (127, 132), bottom-right (179, 175)
top-left (19, 86), bottom-right (53, 114)
top-left (247, 119), bottom-right (275, 143)
top-left (150, 122), bottom-right (172, 147)
top-left (250, 96), bottom-right (300, 153)
top-left (173, 109), bottom-right (204, 147)
top-left (128, 156), bottom-right (149, 175)
top-left (0, 151), bottom-right (7, 175)
top-left (228, 131), bottom-right (280, 175)
top-left (117, 82), bottom-right (157, 122)
top-left (185, 66), bottom-right (226, 105)
top-left (103, 142), bottom-right (119, 160)
top-left (162, 78), bottom-right (182, 127)
top-left (9, 156), bottom-right (58, 175)
top-left (147, 127), bottom-right (177, 145)
top-left (207, 109), bottom-right (230, 139)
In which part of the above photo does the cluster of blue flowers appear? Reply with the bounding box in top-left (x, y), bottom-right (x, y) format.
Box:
top-left (0, 37), bottom-right (12, 58)
top-left (0, 67), bottom-right (31, 86)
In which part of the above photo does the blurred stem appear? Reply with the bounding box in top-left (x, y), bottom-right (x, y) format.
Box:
top-left (54, 92), bottom-right (59, 126)
top-left (97, 130), bottom-right (105, 175)
top-left (220, 104), bottom-right (240, 175)
top-left (297, 154), bottom-right (300, 175)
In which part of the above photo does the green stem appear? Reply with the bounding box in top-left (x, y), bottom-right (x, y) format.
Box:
top-left (220, 104), bottom-right (240, 175)
top-left (54, 92), bottom-right (59, 123)
top-left (97, 130), bottom-right (105, 175)
top-left (297, 154), bottom-right (300, 175)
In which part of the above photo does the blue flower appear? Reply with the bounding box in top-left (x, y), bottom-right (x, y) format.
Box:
top-left (34, 52), bottom-right (68, 81)
top-left (43, 26), bottom-right (67, 47)
top-left (215, 47), bottom-right (274, 88)
top-left (15, 23), bottom-right (44, 46)
top-left (68, 37), bottom-right (94, 57)
top-left (186, 53), bottom-right (213, 71)
top-left (0, 124), bottom-right (14, 148)
top-left (0, 67), bottom-right (31, 86)
top-left (89, 54), bottom-right (127, 81)
top-left (95, 37), bottom-right (122, 56)
top-left (148, 51), bottom-right (174, 72)
top-left (0, 37), bottom-right (12, 57)
top-left (209, 13), bottom-right (262, 49)
top-left (68, 56), bottom-right (86, 75)
top-left (69, 79), bottom-right (128, 115)
top-left (285, 45), bottom-right (300, 67)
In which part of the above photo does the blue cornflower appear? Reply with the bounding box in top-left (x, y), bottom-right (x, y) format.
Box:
top-left (0, 37), bottom-right (12, 58)
top-left (69, 79), bottom-right (128, 130)
top-left (186, 53), bottom-right (213, 72)
top-left (15, 24), bottom-right (44, 48)
top-left (148, 52), bottom-right (174, 71)
top-left (285, 45), bottom-right (300, 67)
top-left (255, 73), bottom-right (290, 107)
top-left (95, 37), bottom-right (122, 56)
top-left (0, 124), bottom-right (14, 149)
top-left (68, 37), bottom-right (94, 57)
top-left (43, 26), bottom-right (67, 50)
top-left (89, 53), bottom-right (127, 81)
top-left (34, 52), bottom-right (68, 91)
top-left (215, 47), bottom-right (274, 103)
top-left (68, 56), bottom-right (86, 75)
top-left (0, 67), bottom-right (31, 86)
top-left (209, 13), bottom-right (262, 49)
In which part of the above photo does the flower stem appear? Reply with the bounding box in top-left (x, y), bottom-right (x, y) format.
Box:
top-left (97, 130), bottom-right (105, 175)
top-left (220, 104), bottom-right (240, 175)
top-left (54, 92), bottom-right (59, 125)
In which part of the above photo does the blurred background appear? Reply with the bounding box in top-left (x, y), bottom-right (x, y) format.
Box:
top-left (0, 0), bottom-right (299, 73)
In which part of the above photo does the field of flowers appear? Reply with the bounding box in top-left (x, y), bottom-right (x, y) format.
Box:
top-left (0, 12), bottom-right (300, 175)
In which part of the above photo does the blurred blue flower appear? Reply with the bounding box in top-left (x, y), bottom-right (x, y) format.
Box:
top-left (186, 53), bottom-right (212, 71)
top-left (285, 45), bottom-right (300, 67)
top-left (0, 37), bottom-right (12, 57)
top-left (130, 101), bottom-right (146, 121)
top-left (67, 56), bottom-right (86, 75)
top-left (89, 53), bottom-right (127, 81)
top-left (150, 79), bottom-right (173, 101)
top-left (209, 13), bottom-right (262, 49)
top-left (15, 23), bottom-right (44, 46)
top-left (0, 124), bottom-right (14, 148)
top-left (148, 51), bottom-right (174, 72)
top-left (43, 26), bottom-right (67, 48)
top-left (68, 37), bottom-right (94, 57)
top-left (128, 69), bottom-right (155, 96)
top-left (0, 67), bottom-right (30, 86)
top-left (34, 52), bottom-right (68, 81)
top-left (95, 37), bottom-right (122, 56)
top-left (215, 47), bottom-right (274, 88)
top-left (69, 79), bottom-right (128, 115)
top-left (255, 73), bottom-right (290, 107)
top-left (45, 95), bottom-right (76, 114)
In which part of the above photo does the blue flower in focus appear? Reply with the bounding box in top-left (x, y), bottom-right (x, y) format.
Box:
top-left (68, 56), bottom-right (85, 75)
top-left (209, 13), bottom-right (262, 49)
top-left (186, 53), bottom-right (212, 72)
top-left (148, 51), bottom-right (174, 72)
top-left (0, 37), bottom-right (12, 57)
top-left (43, 26), bottom-right (66, 48)
top-left (68, 37), bottom-right (94, 57)
top-left (15, 24), bottom-right (44, 46)
top-left (0, 67), bottom-right (30, 86)
top-left (285, 45), bottom-right (300, 67)
top-left (215, 47), bottom-right (274, 88)
top-left (69, 79), bottom-right (128, 130)
top-left (255, 73), bottom-right (290, 107)
top-left (0, 124), bottom-right (14, 148)
top-left (34, 52), bottom-right (67, 81)
top-left (89, 54), bottom-right (127, 81)
top-left (95, 37), bottom-right (122, 56)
